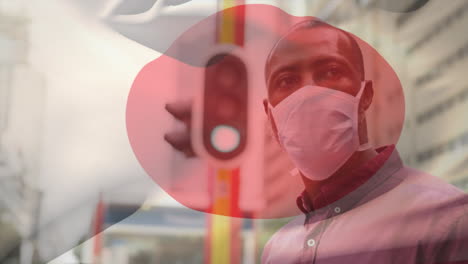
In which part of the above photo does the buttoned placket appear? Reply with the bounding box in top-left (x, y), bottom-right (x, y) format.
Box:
top-left (300, 203), bottom-right (344, 264)
top-left (297, 166), bottom-right (403, 264)
top-left (299, 172), bottom-right (384, 264)
top-left (290, 148), bottom-right (402, 264)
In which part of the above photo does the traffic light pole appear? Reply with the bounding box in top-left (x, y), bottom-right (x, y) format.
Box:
top-left (207, 168), bottom-right (241, 264)
top-left (205, 1), bottom-right (246, 264)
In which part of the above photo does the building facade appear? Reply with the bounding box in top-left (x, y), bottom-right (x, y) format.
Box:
top-left (337, 0), bottom-right (468, 191)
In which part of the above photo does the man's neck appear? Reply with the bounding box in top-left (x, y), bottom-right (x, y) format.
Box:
top-left (301, 148), bottom-right (378, 204)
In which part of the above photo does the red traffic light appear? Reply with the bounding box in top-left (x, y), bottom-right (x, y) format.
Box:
top-left (201, 53), bottom-right (248, 162)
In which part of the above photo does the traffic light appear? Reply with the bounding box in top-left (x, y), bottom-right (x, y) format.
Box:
top-left (192, 52), bottom-right (249, 166)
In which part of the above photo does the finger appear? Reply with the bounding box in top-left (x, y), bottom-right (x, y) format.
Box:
top-left (165, 100), bottom-right (192, 122)
top-left (164, 131), bottom-right (195, 157)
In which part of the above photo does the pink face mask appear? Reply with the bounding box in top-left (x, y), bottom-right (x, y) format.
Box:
top-left (269, 82), bottom-right (371, 181)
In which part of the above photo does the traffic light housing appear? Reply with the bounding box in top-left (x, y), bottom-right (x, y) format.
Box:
top-left (192, 51), bottom-right (249, 166)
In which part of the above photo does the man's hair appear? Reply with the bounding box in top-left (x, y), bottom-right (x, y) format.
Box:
top-left (265, 19), bottom-right (365, 81)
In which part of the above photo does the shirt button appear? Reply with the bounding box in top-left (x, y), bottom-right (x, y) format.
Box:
top-left (334, 207), bottom-right (341, 213)
top-left (307, 239), bottom-right (315, 247)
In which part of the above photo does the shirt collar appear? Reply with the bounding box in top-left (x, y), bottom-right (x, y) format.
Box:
top-left (296, 145), bottom-right (403, 224)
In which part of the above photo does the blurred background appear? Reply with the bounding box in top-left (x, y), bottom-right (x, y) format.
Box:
top-left (0, 0), bottom-right (467, 263)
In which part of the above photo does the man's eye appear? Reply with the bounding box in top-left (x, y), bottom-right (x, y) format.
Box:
top-left (325, 68), bottom-right (340, 79)
top-left (276, 75), bottom-right (300, 90)
top-left (321, 67), bottom-right (343, 81)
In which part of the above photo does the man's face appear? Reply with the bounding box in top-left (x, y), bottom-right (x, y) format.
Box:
top-left (265, 26), bottom-right (364, 106)
top-left (263, 25), bottom-right (373, 145)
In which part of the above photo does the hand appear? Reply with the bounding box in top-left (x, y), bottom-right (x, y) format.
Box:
top-left (164, 100), bottom-right (196, 157)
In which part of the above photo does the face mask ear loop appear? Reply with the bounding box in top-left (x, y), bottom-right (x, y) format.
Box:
top-left (267, 102), bottom-right (276, 128)
top-left (356, 81), bottom-right (373, 151)
top-left (358, 142), bottom-right (372, 151)
top-left (268, 102), bottom-right (285, 149)
top-left (356, 81), bottom-right (367, 100)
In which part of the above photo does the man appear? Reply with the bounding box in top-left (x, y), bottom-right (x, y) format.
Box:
top-left (261, 19), bottom-right (468, 264)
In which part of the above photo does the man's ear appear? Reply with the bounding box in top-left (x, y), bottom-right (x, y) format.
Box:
top-left (361, 80), bottom-right (374, 111)
top-left (263, 98), bottom-right (281, 145)
top-left (263, 99), bottom-right (269, 116)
